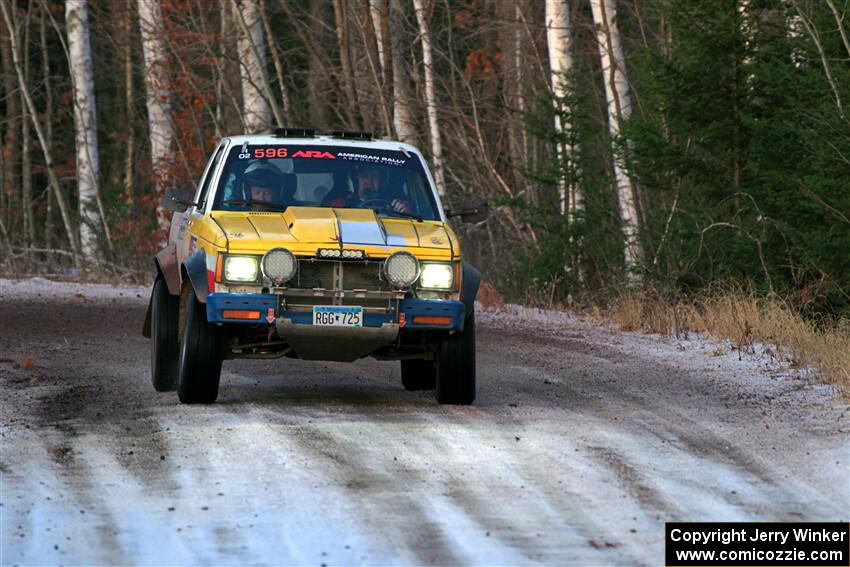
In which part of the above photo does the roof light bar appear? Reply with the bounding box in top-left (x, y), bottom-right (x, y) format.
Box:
top-left (329, 130), bottom-right (373, 141)
top-left (273, 127), bottom-right (316, 138)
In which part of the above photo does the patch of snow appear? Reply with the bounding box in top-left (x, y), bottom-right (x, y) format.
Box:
top-left (0, 277), bottom-right (149, 302)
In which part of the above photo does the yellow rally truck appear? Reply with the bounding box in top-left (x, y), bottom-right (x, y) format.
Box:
top-left (142, 129), bottom-right (482, 405)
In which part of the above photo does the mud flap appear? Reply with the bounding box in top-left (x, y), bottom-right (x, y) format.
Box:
top-left (143, 244), bottom-right (181, 337)
top-left (185, 250), bottom-right (211, 303)
top-left (460, 261), bottom-right (481, 317)
top-left (142, 293), bottom-right (153, 338)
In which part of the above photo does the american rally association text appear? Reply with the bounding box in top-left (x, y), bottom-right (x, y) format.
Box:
top-left (669, 527), bottom-right (848, 547)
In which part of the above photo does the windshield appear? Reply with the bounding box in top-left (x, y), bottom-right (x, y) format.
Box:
top-left (211, 144), bottom-right (441, 221)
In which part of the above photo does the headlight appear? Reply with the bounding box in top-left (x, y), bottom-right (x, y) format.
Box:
top-left (419, 263), bottom-right (454, 290)
top-left (383, 251), bottom-right (420, 288)
top-left (223, 255), bottom-right (259, 282)
top-left (262, 248), bottom-right (297, 285)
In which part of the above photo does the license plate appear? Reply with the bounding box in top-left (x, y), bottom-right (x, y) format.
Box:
top-left (312, 305), bottom-right (363, 327)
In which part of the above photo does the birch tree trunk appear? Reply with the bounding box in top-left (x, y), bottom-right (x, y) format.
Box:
top-left (66, 0), bottom-right (102, 259)
top-left (1, 0), bottom-right (82, 270)
top-left (591, 0), bottom-right (643, 275)
top-left (234, 0), bottom-right (279, 131)
top-left (546, 0), bottom-right (581, 219)
top-left (137, 0), bottom-right (174, 230)
top-left (412, 0), bottom-right (446, 196)
top-left (389, 0), bottom-right (416, 143)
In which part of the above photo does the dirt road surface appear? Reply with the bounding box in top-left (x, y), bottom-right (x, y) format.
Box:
top-left (1, 278), bottom-right (848, 565)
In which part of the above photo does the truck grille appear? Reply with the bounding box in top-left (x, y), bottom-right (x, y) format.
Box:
top-left (283, 259), bottom-right (398, 313)
top-left (295, 259), bottom-right (387, 292)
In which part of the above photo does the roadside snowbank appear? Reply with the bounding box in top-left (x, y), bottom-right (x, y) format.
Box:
top-left (478, 302), bottom-right (836, 403)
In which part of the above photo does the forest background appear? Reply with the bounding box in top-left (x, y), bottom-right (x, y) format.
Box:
top-left (1, 0), bottom-right (849, 326)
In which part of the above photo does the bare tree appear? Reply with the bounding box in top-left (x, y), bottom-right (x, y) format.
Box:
top-left (367, 0), bottom-right (398, 136)
top-left (1, 0), bottom-right (82, 270)
top-left (234, 0), bottom-right (279, 131)
top-left (412, 0), bottom-right (445, 196)
top-left (66, 0), bottom-right (103, 258)
top-left (39, 5), bottom-right (54, 247)
top-left (546, 0), bottom-right (581, 219)
top-left (333, 0), bottom-right (362, 129)
top-left (591, 0), bottom-right (643, 275)
top-left (790, 0), bottom-right (847, 121)
top-left (390, 0), bottom-right (416, 143)
top-left (369, 0), bottom-right (385, 69)
top-left (20, 0), bottom-right (32, 250)
top-left (1, 6), bottom-right (19, 233)
top-left (137, 0), bottom-right (174, 229)
top-left (123, 0), bottom-right (135, 202)
top-left (258, 0), bottom-right (291, 120)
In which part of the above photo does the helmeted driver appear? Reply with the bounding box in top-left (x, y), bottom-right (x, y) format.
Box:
top-left (323, 164), bottom-right (411, 213)
top-left (241, 164), bottom-right (296, 210)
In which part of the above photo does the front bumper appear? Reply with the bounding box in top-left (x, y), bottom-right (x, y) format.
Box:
top-left (205, 293), bottom-right (465, 332)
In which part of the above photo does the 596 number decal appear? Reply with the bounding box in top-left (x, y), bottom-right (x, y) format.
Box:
top-left (253, 147), bottom-right (288, 158)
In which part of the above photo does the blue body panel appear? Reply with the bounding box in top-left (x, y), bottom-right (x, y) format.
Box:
top-left (206, 292), bottom-right (465, 331)
top-left (206, 292), bottom-right (278, 323)
top-left (399, 298), bottom-right (465, 331)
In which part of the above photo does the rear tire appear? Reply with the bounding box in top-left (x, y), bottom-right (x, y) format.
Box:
top-left (177, 291), bottom-right (223, 404)
top-left (401, 360), bottom-right (436, 390)
top-left (435, 311), bottom-right (476, 405)
top-left (150, 274), bottom-right (179, 392)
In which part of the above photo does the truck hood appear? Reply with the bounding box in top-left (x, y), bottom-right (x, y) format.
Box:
top-left (210, 207), bottom-right (454, 253)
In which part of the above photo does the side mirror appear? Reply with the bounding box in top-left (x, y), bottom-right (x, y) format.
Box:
top-left (446, 197), bottom-right (489, 223)
top-left (161, 187), bottom-right (195, 213)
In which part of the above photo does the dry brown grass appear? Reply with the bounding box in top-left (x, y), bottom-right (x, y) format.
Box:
top-left (601, 291), bottom-right (850, 394)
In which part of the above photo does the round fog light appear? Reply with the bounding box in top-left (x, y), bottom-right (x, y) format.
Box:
top-left (262, 248), bottom-right (297, 285)
top-left (383, 251), bottom-right (420, 288)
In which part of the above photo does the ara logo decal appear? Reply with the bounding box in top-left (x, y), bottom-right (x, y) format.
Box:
top-left (399, 312), bottom-right (406, 328)
top-left (266, 308), bottom-right (275, 324)
top-left (291, 150), bottom-right (336, 159)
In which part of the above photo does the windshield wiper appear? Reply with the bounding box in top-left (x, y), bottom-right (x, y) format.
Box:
top-left (222, 199), bottom-right (288, 211)
top-left (368, 207), bottom-right (423, 222)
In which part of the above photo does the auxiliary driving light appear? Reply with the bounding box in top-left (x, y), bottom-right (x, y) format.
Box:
top-left (262, 248), bottom-right (297, 285)
top-left (317, 248), bottom-right (365, 260)
top-left (383, 251), bottom-right (420, 288)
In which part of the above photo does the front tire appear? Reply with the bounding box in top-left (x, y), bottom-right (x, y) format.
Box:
top-left (401, 360), bottom-right (436, 390)
top-left (177, 290), bottom-right (223, 404)
top-left (150, 274), bottom-right (179, 392)
top-left (435, 311), bottom-right (476, 405)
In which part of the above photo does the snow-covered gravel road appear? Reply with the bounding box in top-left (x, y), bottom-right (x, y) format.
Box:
top-left (1, 278), bottom-right (848, 565)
